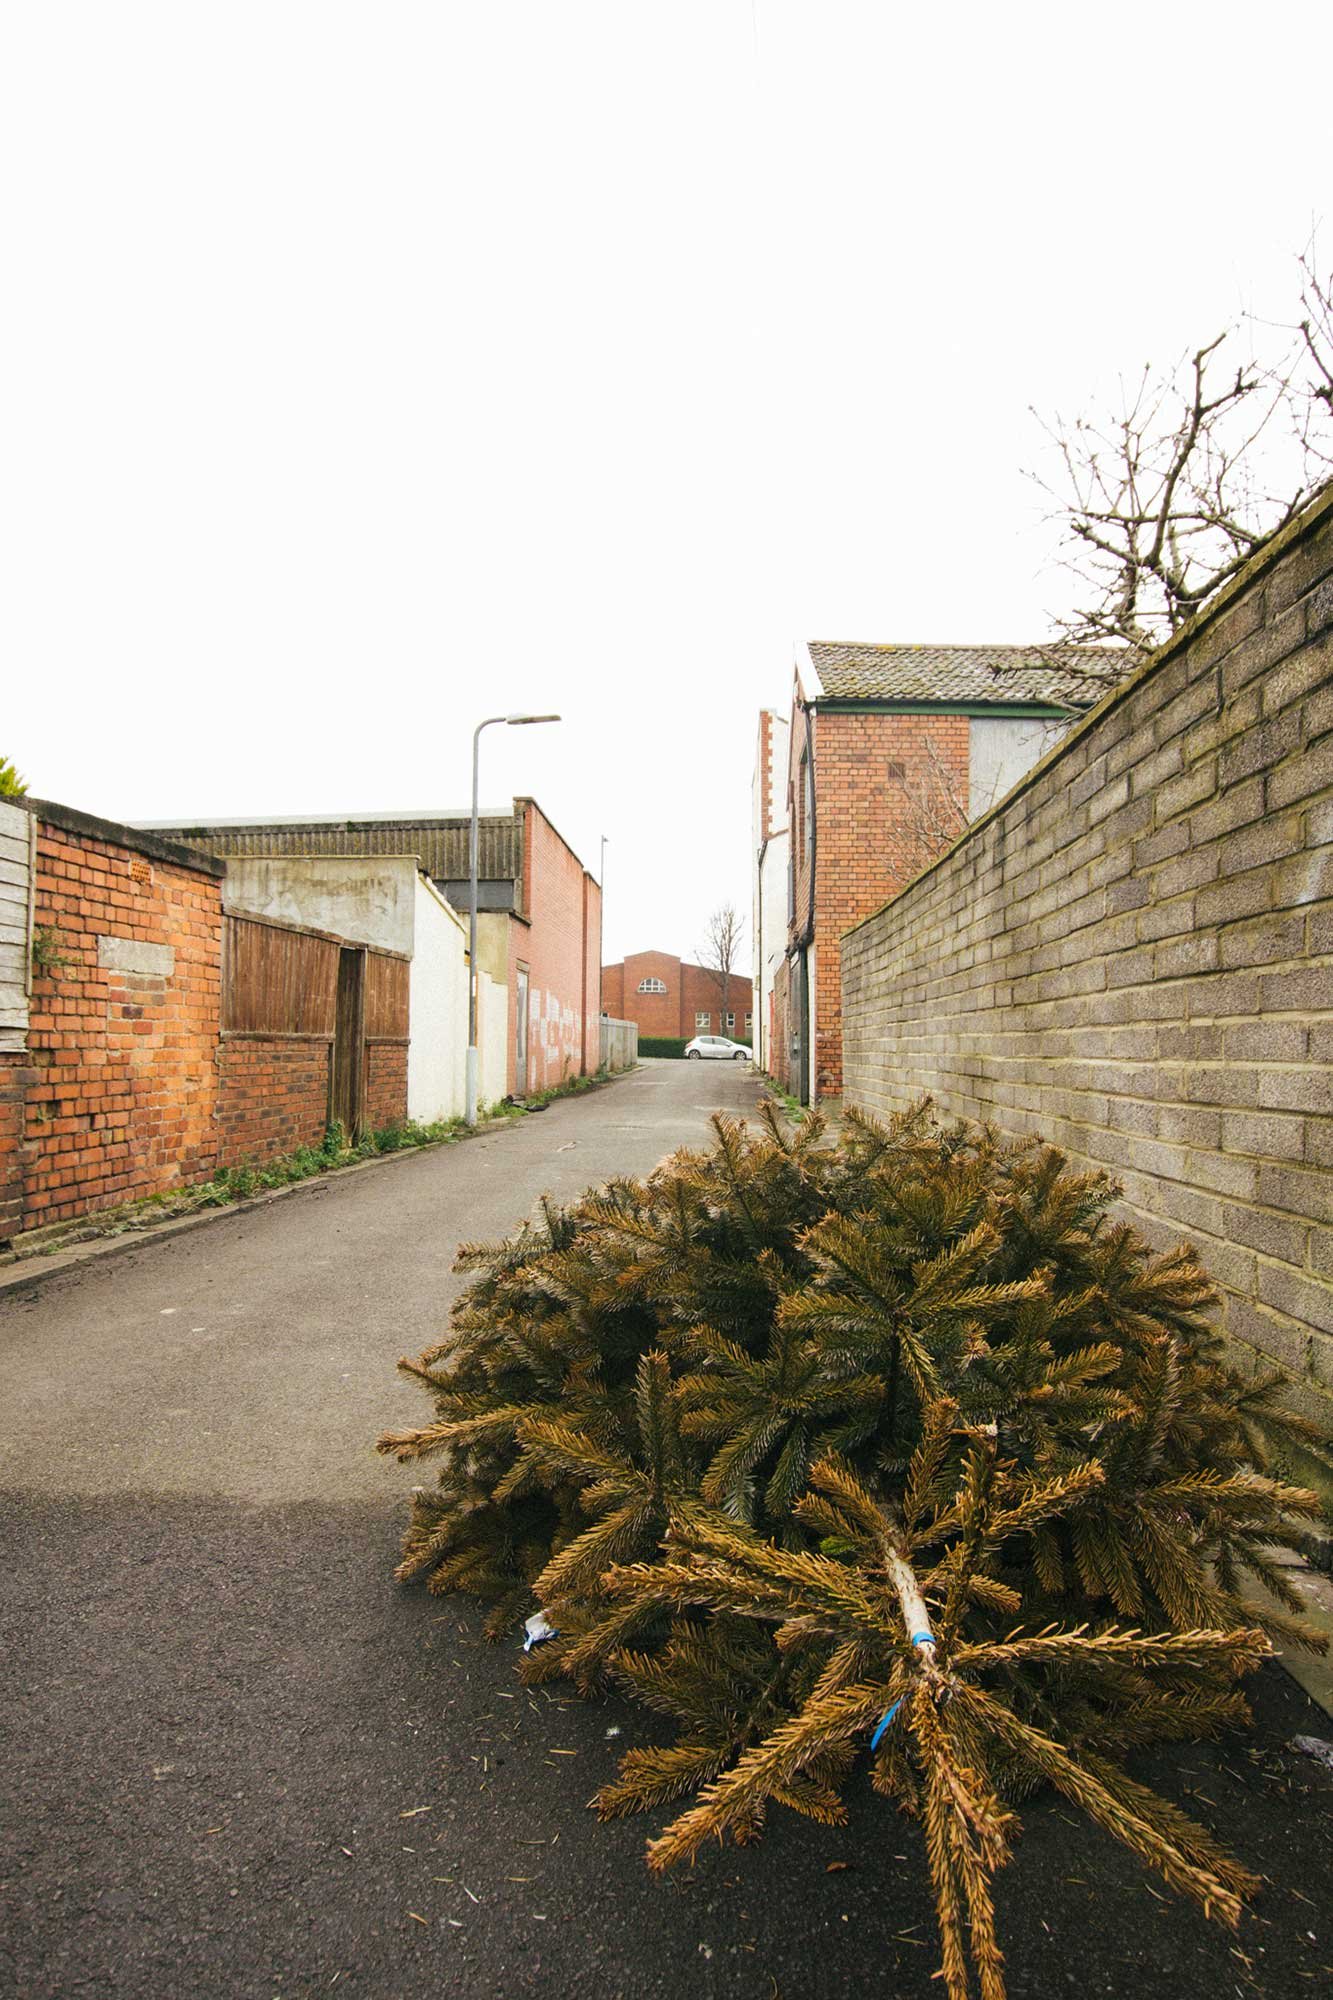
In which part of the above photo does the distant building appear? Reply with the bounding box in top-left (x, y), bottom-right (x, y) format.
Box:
top-left (772, 641), bottom-right (1096, 1103)
top-left (143, 798), bottom-right (602, 1097)
top-left (602, 951), bottom-right (753, 1043)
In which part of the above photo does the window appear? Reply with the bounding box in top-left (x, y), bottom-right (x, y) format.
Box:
top-left (798, 751), bottom-right (810, 861)
top-left (744, 1012), bottom-right (753, 1033)
top-left (886, 760), bottom-right (905, 781)
top-left (637, 976), bottom-right (667, 993)
top-left (695, 1012), bottom-right (711, 1030)
top-left (724, 1012), bottom-right (735, 1032)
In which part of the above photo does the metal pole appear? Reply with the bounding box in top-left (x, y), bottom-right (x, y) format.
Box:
top-left (466, 716), bottom-right (503, 1127)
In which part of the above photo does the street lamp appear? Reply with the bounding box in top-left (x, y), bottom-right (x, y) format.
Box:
top-left (466, 712), bottom-right (561, 1126)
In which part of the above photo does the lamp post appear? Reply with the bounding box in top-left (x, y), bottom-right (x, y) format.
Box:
top-left (466, 712), bottom-right (561, 1126)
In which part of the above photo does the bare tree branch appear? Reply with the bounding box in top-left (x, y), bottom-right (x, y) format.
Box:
top-left (881, 740), bottom-right (972, 885)
top-left (1021, 247), bottom-right (1333, 701)
top-left (697, 904), bottom-right (747, 1037)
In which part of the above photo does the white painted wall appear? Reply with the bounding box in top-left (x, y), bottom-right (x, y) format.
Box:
top-left (968, 716), bottom-right (1071, 819)
top-left (751, 708), bottom-right (791, 1075)
top-left (478, 971), bottom-right (508, 1109)
top-left (408, 875), bottom-right (469, 1122)
top-left (0, 800), bottom-right (33, 1053)
top-left (754, 828), bottom-right (789, 1074)
top-left (224, 854), bottom-right (417, 953)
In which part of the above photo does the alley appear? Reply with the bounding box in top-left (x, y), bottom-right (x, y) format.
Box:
top-left (1, 1060), bottom-right (1329, 2000)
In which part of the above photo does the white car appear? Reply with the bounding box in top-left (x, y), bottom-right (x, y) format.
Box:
top-left (684, 1034), bottom-right (750, 1061)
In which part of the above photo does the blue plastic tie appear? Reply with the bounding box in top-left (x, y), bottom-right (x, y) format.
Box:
top-left (869, 1699), bottom-right (902, 1751)
top-left (870, 1632), bottom-right (935, 1750)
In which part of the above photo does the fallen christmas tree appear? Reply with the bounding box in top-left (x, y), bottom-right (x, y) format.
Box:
top-left (378, 1101), bottom-right (1328, 2000)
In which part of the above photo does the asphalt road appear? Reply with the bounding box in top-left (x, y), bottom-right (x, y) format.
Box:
top-left (2, 1059), bottom-right (1330, 2000)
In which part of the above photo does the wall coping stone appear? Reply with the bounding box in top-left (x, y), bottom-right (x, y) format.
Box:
top-left (17, 797), bottom-right (226, 877)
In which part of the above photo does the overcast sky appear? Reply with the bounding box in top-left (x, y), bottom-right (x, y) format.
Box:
top-left (3, 3), bottom-right (1329, 965)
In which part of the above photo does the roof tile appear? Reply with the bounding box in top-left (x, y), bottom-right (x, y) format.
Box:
top-left (807, 641), bottom-right (1113, 707)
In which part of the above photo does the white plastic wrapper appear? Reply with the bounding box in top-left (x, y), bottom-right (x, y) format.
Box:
top-left (523, 1612), bottom-right (558, 1652)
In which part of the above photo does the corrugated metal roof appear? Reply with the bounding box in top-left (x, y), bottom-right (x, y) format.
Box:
top-left (147, 812), bottom-right (522, 889)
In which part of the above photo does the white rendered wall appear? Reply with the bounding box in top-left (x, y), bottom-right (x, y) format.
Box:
top-left (968, 716), bottom-right (1070, 819)
top-left (754, 828), bottom-right (789, 1073)
top-left (478, 971), bottom-right (508, 1109)
top-left (750, 708), bottom-right (791, 1074)
top-left (223, 854), bottom-right (418, 952)
top-left (408, 875), bottom-right (469, 1122)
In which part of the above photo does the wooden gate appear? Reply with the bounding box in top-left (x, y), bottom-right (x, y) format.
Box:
top-left (332, 947), bottom-right (366, 1138)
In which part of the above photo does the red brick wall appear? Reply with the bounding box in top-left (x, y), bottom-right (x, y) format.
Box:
top-left (216, 1036), bottom-right (331, 1165)
top-left (788, 703), bottom-right (969, 1097)
top-left (680, 961), bottom-right (750, 1038)
top-left (0, 1049), bottom-right (32, 1241)
top-left (603, 954), bottom-right (753, 1040)
top-left (772, 961), bottom-right (791, 1091)
top-left (611, 951), bottom-right (682, 1038)
top-left (23, 822), bottom-right (223, 1227)
top-left (602, 960), bottom-right (626, 1020)
top-left (581, 874), bottom-right (603, 1073)
top-left (365, 1040), bottom-right (409, 1129)
top-left (518, 802), bottom-right (601, 1093)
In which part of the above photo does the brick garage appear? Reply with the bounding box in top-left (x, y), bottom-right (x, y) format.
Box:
top-left (19, 804), bottom-right (225, 1229)
top-left (841, 484), bottom-right (1333, 1451)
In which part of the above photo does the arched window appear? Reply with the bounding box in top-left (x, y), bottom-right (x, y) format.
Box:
top-left (637, 976), bottom-right (667, 994)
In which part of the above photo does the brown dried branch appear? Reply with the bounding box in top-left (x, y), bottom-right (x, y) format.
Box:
top-left (1025, 249), bottom-right (1333, 699)
top-left (697, 902), bottom-right (746, 1030)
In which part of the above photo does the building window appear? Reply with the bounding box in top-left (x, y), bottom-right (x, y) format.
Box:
top-left (638, 977), bottom-right (667, 993)
top-left (745, 1012), bottom-right (753, 1034)
top-left (695, 1011), bottom-right (711, 1030)
top-left (886, 760), bottom-right (905, 781)
top-left (724, 1012), bottom-right (735, 1032)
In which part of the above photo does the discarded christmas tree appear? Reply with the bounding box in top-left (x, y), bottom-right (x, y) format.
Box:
top-left (378, 1101), bottom-right (1327, 2000)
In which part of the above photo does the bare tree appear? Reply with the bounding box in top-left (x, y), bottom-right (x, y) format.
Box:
top-left (698, 904), bottom-right (746, 1038)
top-left (1027, 250), bottom-right (1333, 693)
top-left (881, 741), bottom-right (971, 885)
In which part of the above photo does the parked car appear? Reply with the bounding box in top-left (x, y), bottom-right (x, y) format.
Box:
top-left (684, 1034), bottom-right (750, 1061)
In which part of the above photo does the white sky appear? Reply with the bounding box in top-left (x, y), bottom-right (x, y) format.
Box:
top-left (3, 2), bottom-right (1329, 965)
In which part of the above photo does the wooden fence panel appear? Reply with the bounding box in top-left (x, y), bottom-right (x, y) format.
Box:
top-left (222, 916), bottom-right (339, 1036)
top-left (364, 951), bottom-right (410, 1041)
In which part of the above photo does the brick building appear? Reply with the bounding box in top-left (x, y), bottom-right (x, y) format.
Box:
top-left (602, 951), bottom-right (753, 1042)
top-left (149, 797), bottom-right (602, 1097)
top-left (772, 641), bottom-right (1097, 1103)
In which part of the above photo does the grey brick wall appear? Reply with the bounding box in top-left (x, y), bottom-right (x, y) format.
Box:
top-left (842, 487), bottom-right (1333, 1451)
